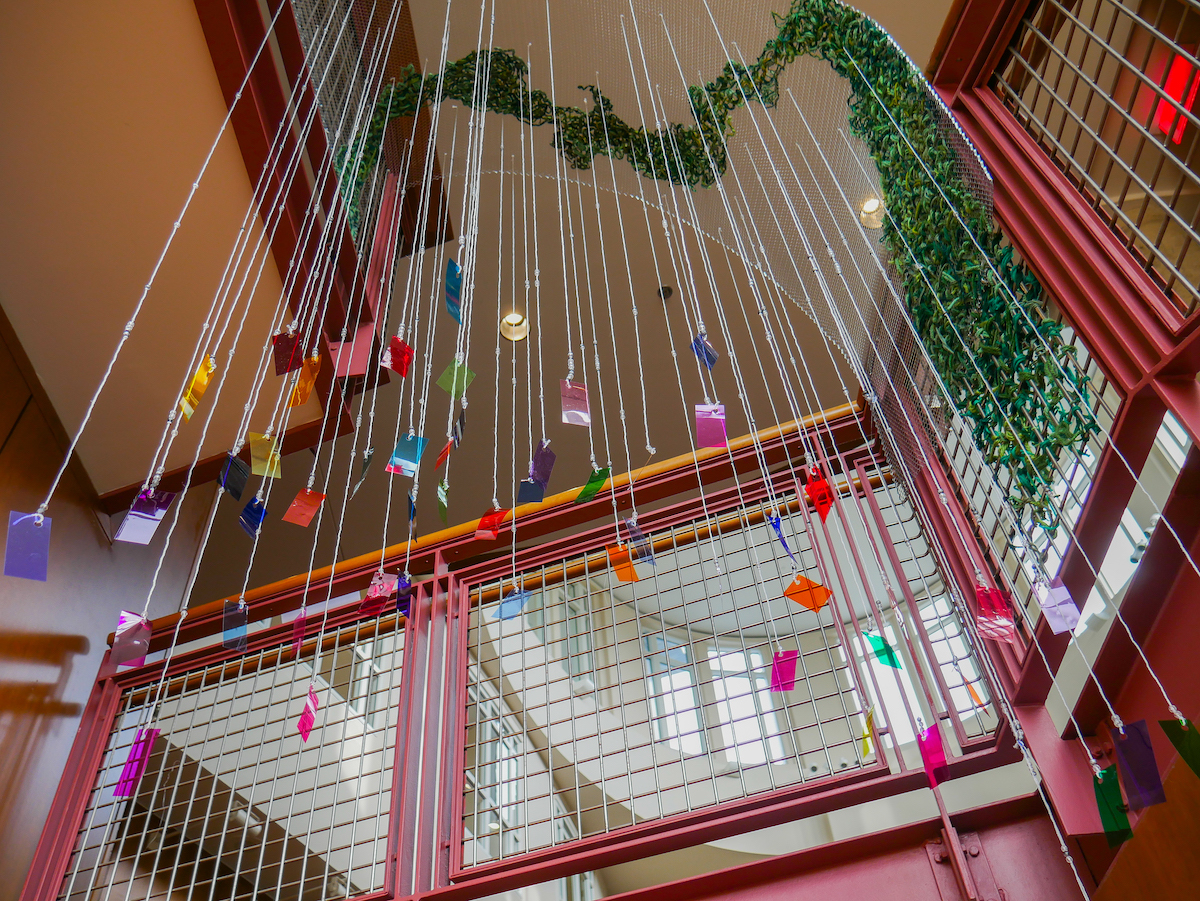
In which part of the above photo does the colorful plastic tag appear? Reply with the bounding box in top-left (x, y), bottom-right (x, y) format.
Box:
top-left (495, 588), bottom-right (531, 621)
top-left (178, 356), bottom-right (214, 422)
top-left (386, 434), bottom-right (428, 477)
top-left (975, 585), bottom-right (1017, 644)
top-left (297, 685), bottom-right (320, 742)
top-left (248, 433), bottom-right (282, 479)
top-left (4, 511), bottom-right (51, 581)
top-left (861, 708), bottom-right (875, 758)
top-left (386, 336), bottom-right (415, 377)
top-left (291, 607), bottom-right (307, 659)
top-left (359, 571), bottom-right (398, 617)
top-left (574, 467), bottom-right (610, 504)
top-left (918, 723), bottom-right (949, 788)
top-left (396, 575), bottom-right (415, 618)
top-left (691, 334), bottom-right (719, 370)
top-left (865, 632), bottom-right (901, 669)
top-left (112, 610), bottom-right (152, 668)
top-left (436, 361), bottom-right (476, 399)
top-left (351, 447), bottom-right (374, 499)
top-left (114, 490), bottom-right (176, 545)
top-left (517, 479), bottom-right (545, 505)
top-left (1094, 764), bottom-right (1133, 847)
top-left (220, 454), bottom-right (250, 502)
top-left (282, 488), bottom-right (325, 527)
top-left (769, 649), bottom-right (799, 692)
top-left (1160, 718), bottom-right (1200, 780)
top-left (407, 491), bottom-right (416, 523)
top-left (272, 331), bottom-right (304, 376)
top-left (531, 440), bottom-right (556, 487)
top-left (445, 259), bottom-right (463, 324)
top-left (560, 380), bottom-right (591, 426)
top-left (1114, 719), bottom-right (1166, 810)
top-left (239, 497), bottom-right (267, 537)
top-left (1036, 583), bottom-right (1080, 634)
top-left (223, 600), bottom-right (248, 651)
top-left (783, 574), bottom-right (832, 612)
top-left (476, 507), bottom-right (509, 540)
top-left (607, 544), bottom-right (639, 582)
top-left (805, 468), bottom-right (834, 522)
top-left (695, 403), bottom-right (727, 449)
top-left (437, 479), bottom-right (449, 523)
top-left (453, 410), bottom-right (466, 447)
top-left (114, 728), bottom-right (160, 798)
top-left (623, 518), bottom-right (654, 565)
top-left (288, 353), bottom-right (321, 408)
top-left (769, 514), bottom-right (795, 561)
top-left (435, 439), bottom-right (453, 470)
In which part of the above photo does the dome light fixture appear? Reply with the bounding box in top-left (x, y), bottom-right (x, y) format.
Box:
top-left (500, 311), bottom-right (529, 341)
top-left (859, 197), bottom-right (884, 229)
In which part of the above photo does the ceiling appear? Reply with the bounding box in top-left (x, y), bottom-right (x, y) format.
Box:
top-left (0, 0), bottom-right (957, 602)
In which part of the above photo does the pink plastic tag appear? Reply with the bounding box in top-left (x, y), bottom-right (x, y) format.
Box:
top-left (115, 727), bottom-right (160, 798)
top-left (291, 607), bottom-right (307, 659)
top-left (560, 379), bottom-right (591, 426)
top-left (359, 572), bottom-right (398, 617)
top-left (4, 511), bottom-right (51, 581)
top-left (112, 610), bottom-right (152, 668)
top-left (918, 723), bottom-right (949, 788)
top-left (769, 650), bottom-right (799, 692)
top-left (975, 586), bottom-right (1016, 644)
top-left (297, 685), bottom-right (320, 742)
top-left (695, 403), bottom-right (727, 449)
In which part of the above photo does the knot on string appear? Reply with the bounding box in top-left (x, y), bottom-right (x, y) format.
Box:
top-left (166, 411), bottom-right (176, 423)
top-left (1112, 715), bottom-right (1125, 734)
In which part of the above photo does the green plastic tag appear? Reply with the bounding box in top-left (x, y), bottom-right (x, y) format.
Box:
top-left (1093, 764), bottom-right (1132, 847)
top-left (865, 632), bottom-right (901, 669)
top-left (574, 467), bottom-right (611, 504)
top-left (437, 479), bottom-right (449, 524)
top-left (436, 361), bottom-right (476, 399)
top-left (1160, 718), bottom-right (1200, 781)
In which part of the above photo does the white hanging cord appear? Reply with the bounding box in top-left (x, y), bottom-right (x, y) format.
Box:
top-left (571, 174), bottom-right (613, 471)
top-left (33, 0), bottom-right (296, 517)
top-left (522, 55), bottom-right (548, 445)
top-left (544, 0), bottom-right (576, 384)
top-left (492, 131), bottom-right (506, 510)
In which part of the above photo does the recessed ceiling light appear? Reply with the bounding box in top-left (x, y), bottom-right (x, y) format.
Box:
top-left (500, 311), bottom-right (529, 341)
top-left (859, 197), bottom-right (884, 229)
top-left (656, 285), bottom-right (673, 300)
top-left (488, 821), bottom-right (501, 831)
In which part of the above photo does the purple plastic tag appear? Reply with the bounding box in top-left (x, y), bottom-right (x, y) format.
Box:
top-left (112, 610), bottom-right (152, 668)
top-left (495, 589), bottom-right (531, 621)
top-left (769, 514), bottom-right (796, 561)
top-left (396, 575), bottom-right (414, 618)
top-left (291, 607), bottom-right (307, 659)
top-left (114, 727), bottom-right (160, 798)
top-left (560, 380), bottom-right (591, 426)
top-left (1036, 583), bottom-right (1080, 634)
top-left (623, 517), bottom-right (655, 565)
top-left (297, 685), bottom-right (319, 742)
top-left (223, 600), bottom-right (247, 652)
top-left (695, 404), bottom-right (727, 449)
top-left (769, 650), bottom-right (799, 692)
top-left (516, 479), bottom-right (545, 505)
top-left (1113, 719), bottom-right (1166, 810)
top-left (4, 511), bottom-right (51, 581)
top-left (114, 490), bottom-right (176, 545)
top-left (531, 440), bottom-right (556, 488)
top-left (918, 723), bottom-right (949, 788)
top-left (691, 334), bottom-right (719, 370)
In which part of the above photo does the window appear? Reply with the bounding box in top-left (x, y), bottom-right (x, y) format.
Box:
top-left (707, 646), bottom-right (785, 765)
top-left (644, 634), bottom-right (705, 755)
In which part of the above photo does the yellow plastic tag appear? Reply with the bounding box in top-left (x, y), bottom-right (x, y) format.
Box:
top-left (178, 356), bottom-right (215, 421)
top-left (249, 433), bottom-right (282, 479)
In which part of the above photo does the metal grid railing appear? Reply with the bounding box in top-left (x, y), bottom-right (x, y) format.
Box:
top-left (56, 612), bottom-right (405, 901)
top-left (460, 467), bottom-right (997, 867)
top-left (995, 0), bottom-right (1200, 314)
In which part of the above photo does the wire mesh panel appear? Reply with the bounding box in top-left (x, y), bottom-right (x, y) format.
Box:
top-left (460, 471), bottom-right (996, 867)
top-left (995, 0), bottom-right (1200, 313)
top-left (56, 613), bottom-right (405, 901)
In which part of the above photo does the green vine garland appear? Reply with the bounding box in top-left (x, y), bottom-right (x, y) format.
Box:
top-left (339, 0), bottom-right (1097, 533)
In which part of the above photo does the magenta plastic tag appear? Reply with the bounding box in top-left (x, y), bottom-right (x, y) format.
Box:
top-left (975, 586), bottom-right (1016, 644)
top-left (359, 572), bottom-right (398, 617)
top-left (560, 380), bottom-right (591, 426)
top-left (769, 650), bottom-right (799, 692)
top-left (291, 607), bottom-right (307, 659)
top-left (5, 511), bottom-right (51, 581)
top-left (112, 610), bottom-right (152, 668)
top-left (114, 728), bottom-right (160, 798)
top-left (1036, 583), bottom-right (1080, 634)
top-left (114, 490), bottom-right (176, 545)
top-left (695, 403), bottom-right (727, 449)
top-left (1113, 719), bottom-right (1166, 810)
top-left (297, 685), bottom-right (320, 742)
top-left (918, 723), bottom-right (949, 788)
